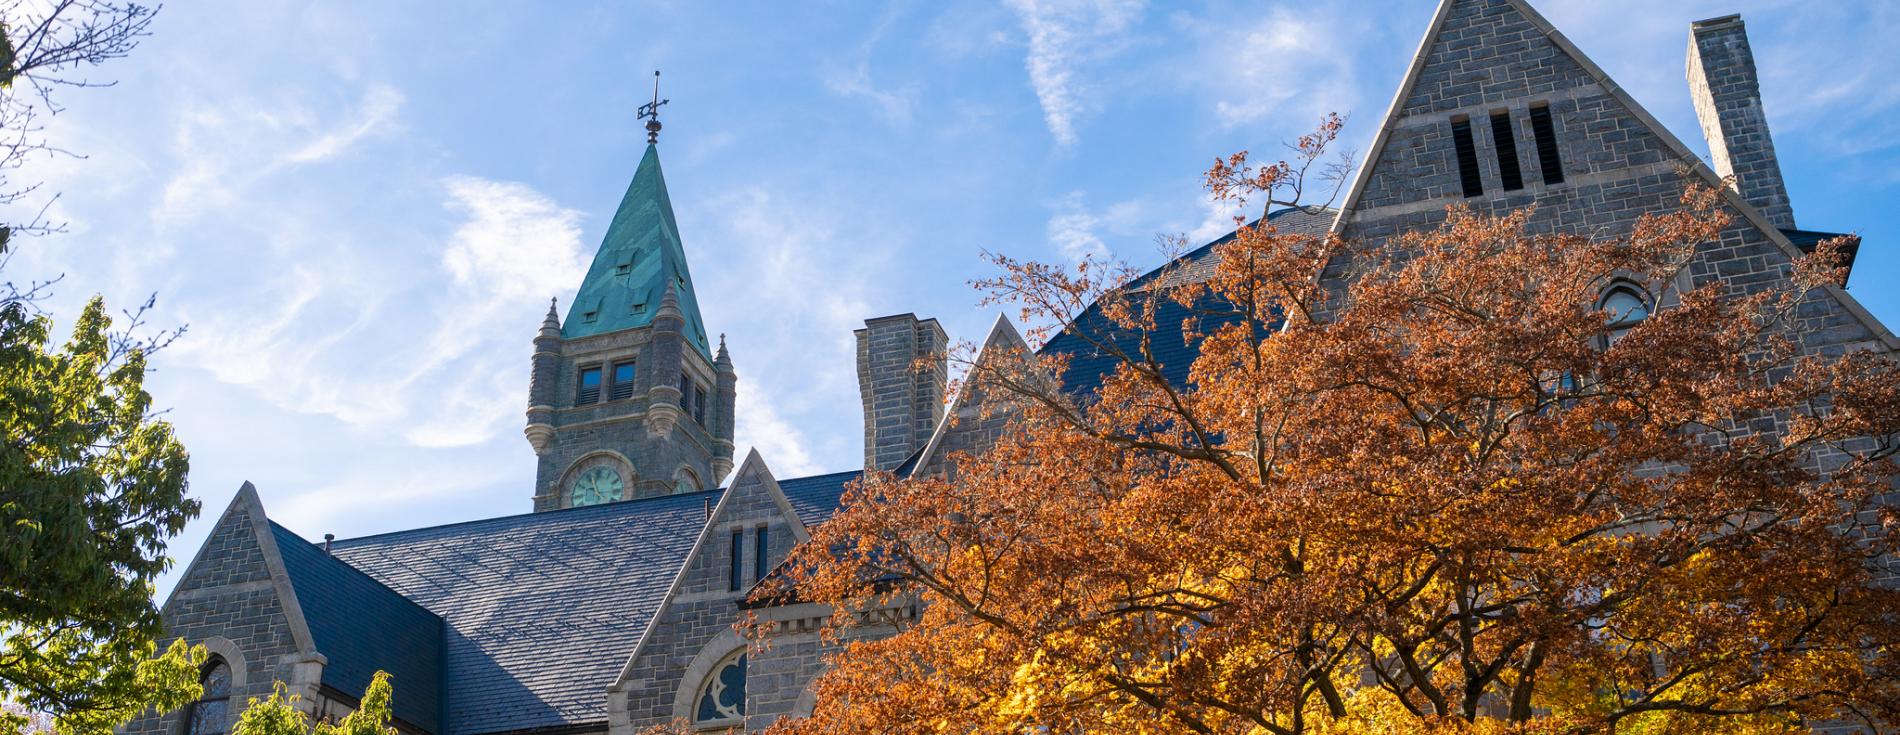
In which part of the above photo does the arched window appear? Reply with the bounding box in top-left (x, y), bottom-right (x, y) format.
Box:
top-left (186, 658), bottom-right (232, 735)
top-left (693, 651), bottom-right (746, 725)
top-left (675, 468), bottom-right (701, 495)
top-left (1598, 284), bottom-right (1650, 345)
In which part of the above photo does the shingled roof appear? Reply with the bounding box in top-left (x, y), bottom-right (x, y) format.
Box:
top-left (270, 523), bottom-right (445, 733)
top-left (319, 488), bottom-right (730, 735)
top-left (1041, 207), bottom-right (1335, 395)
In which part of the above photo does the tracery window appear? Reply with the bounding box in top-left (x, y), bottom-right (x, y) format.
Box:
top-left (694, 651), bottom-right (746, 725)
top-left (186, 658), bottom-right (232, 735)
top-left (1599, 284), bottom-right (1650, 345)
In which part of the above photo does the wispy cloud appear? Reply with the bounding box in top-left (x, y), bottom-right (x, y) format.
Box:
top-left (824, 62), bottom-right (920, 126)
top-left (1047, 190), bottom-right (1108, 262)
top-left (283, 84), bottom-right (405, 164)
top-left (169, 174), bottom-right (587, 450)
top-left (1191, 6), bottom-right (1360, 130)
top-left (694, 184), bottom-right (894, 477)
top-left (824, 8), bottom-right (921, 127)
top-left (156, 83), bottom-right (406, 228)
top-left (1004, 0), bottom-right (1146, 146)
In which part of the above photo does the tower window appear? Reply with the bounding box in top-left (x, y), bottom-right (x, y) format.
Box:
top-left (1489, 111), bottom-right (1524, 191)
top-left (729, 529), bottom-right (744, 592)
top-left (615, 263), bottom-right (632, 276)
top-left (577, 366), bottom-right (602, 405)
top-left (753, 526), bottom-right (769, 583)
top-left (679, 373), bottom-right (698, 423)
top-left (694, 386), bottom-right (708, 426)
top-left (609, 361), bottom-right (637, 400)
top-left (582, 310), bottom-right (598, 324)
top-left (1529, 103), bottom-right (1565, 185)
top-left (1450, 116), bottom-right (1484, 198)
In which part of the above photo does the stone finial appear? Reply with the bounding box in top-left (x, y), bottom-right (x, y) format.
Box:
top-left (540, 297), bottom-right (562, 337)
top-left (655, 280), bottom-right (683, 321)
top-left (715, 333), bottom-right (733, 371)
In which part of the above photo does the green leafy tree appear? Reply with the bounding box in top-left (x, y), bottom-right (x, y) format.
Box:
top-left (232, 672), bottom-right (399, 735)
top-left (1, 295), bottom-right (200, 735)
top-left (0, 3), bottom-right (201, 734)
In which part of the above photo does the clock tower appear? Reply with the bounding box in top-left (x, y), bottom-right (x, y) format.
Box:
top-left (523, 137), bottom-right (737, 512)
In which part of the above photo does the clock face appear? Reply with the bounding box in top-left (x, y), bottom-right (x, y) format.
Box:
top-left (569, 467), bottom-right (625, 507)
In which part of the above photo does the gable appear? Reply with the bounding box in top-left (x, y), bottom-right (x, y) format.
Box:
top-left (609, 450), bottom-right (810, 729)
top-left (1336, 0), bottom-right (1895, 353)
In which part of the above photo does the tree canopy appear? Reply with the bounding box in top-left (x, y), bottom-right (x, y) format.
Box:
top-left (231, 671), bottom-right (398, 735)
top-left (765, 121), bottom-right (1900, 734)
top-left (0, 294), bottom-right (201, 735)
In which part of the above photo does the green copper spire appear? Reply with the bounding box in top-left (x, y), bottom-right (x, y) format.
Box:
top-left (564, 143), bottom-right (711, 358)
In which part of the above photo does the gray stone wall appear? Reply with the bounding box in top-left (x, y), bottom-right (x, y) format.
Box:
top-left (608, 463), bottom-right (800, 734)
top-left (1687, 13), bottom-right (1795, 229)
top-left (530, 321), bottom-right (726, 511)
top-left (855, 314), bottom-right (947, 472)
top-left (121, 505), bottom-right (319, 735)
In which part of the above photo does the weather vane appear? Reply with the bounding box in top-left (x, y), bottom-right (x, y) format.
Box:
top-left (639, 70), bottom-right (669, 144)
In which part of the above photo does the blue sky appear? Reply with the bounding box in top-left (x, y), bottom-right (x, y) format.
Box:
top-left (8, 0), bottom-right (1896, 598)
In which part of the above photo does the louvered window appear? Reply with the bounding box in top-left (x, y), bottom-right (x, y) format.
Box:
top-left (1529, 103), bottom-right (1565, 185)
top-left (1451, 116), bottom-right (1483, 198)
top-left (729, 529), bottom-right (744, 592)
top-left (609, 361), bottom-right (636, 400)
top-left (576, 366), bottom-right (602, 405)
top-left (1489, 111), bottom-right (1524, 191)
top-left (754, 526), bottom-right (769, 583)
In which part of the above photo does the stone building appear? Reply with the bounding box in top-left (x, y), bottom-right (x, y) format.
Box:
top-left (124, 2), bottom-right (1892, 735)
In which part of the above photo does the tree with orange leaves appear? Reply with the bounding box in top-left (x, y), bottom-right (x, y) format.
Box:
top-left (757, 117), bottom-right (1900, 734)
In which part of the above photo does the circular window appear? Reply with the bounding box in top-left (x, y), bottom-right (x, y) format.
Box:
top-left (569, 466), bottom-right (625, 507)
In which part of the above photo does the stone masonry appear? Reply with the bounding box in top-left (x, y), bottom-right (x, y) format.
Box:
top-left (855, 314), bottom-right (947, 472)
top-left (122, 488), bottom-right (330, 735)
top-left (1687, 13), bottom-right (1796, 230)
top-left (606, 455), bottom-right (801, 733)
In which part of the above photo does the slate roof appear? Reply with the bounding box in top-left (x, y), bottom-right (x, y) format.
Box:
top-left (322, 489), bottom-right (732, 735)
top-left (1778, 227), bottom-right (1861, 277)
top-left (776, 470), bottom-right (861, 528)
top-left (1040, 207), bottom-right (1334, 395)
top-left (270, 523), bottom-right (445, 734)
top-left (563, 144), bottom-right (713, 359)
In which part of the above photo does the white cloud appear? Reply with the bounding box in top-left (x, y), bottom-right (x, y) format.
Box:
top-left (441, 176), bottom-right (588, 302)
top-left (1196, 6), bottom-right (1360, 130)
top-left (692, 184), bottom-right (894, 476)
top-left (824, 61), bottom-right (920, 126)
top-left (283, 84), bottom-right (405, 164)
top-left (824, 8), bottom-right (921, 127)
top-left (733, 387), bottom-right (822, 479)
top-left (156, 83), bottom-right (407, 228)
top-left (168, 174), bottom-right (588, 450)
top-left (1004, 0), bottom-right (1146, 146)
top-left (1048, 191), bottom-right (1108, 262)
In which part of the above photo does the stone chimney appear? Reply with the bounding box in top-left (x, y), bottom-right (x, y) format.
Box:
top-left (856, 314), bottom-right (947, 472)
top-left (1687, 14), bottom-right (1795, 229)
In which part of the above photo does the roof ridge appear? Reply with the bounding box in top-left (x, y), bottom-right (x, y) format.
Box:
top-left (327, 486), bottom-right (725, 546)
top-left (326, 468), bottom-right (867, 547)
